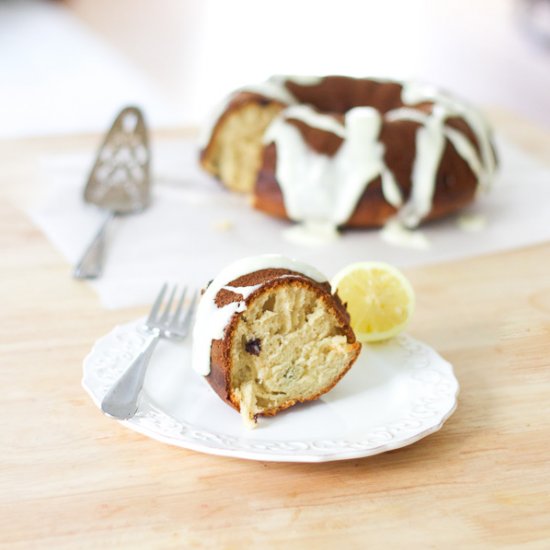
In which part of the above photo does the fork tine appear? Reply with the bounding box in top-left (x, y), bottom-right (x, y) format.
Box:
top-left (169, 285), bottom-right (188, 329)
top-left (159, 284), bottom-right (177, 325)
top-left (146, 282), bottom-right (168, 325)
top-left (179, 290), bottom-right (199, 333)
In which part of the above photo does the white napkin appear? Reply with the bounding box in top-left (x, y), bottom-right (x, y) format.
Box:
top-left (28, 135), bottom-right (550, 309)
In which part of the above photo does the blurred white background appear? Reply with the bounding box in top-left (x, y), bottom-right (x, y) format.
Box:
top-left (1, 0), bottom-right (550, 137)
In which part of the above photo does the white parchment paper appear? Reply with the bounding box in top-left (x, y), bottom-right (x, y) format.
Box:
top-left (28, 136), bottom-right (550, 308)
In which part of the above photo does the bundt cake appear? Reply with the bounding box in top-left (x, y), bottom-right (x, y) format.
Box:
top-left (200, 75), bottom-right (497, 230)
top-left (192, 255), bottom-right (361, 427)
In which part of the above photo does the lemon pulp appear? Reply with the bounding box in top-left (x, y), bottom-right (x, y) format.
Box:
top-left (331, 262), bottom-right (415, 343)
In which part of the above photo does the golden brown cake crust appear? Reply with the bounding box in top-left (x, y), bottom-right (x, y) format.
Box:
top-left (206, 269), bottom-right (360, 416)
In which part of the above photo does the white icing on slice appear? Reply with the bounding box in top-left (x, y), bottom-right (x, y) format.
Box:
top-left (192, 254), bottom-right (327, 376)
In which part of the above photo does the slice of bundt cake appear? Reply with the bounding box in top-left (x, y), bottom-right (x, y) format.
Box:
top-left (192, 255), bottom-right (361, 427)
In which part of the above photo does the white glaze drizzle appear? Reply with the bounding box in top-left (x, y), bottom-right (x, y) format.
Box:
top-left (386, 107), bottom-right (484, 182)
top-left (384, 105), bottom-right (488, 227)
top-left (264, 105), bottom-right (387, 226)
top-left (401, 82), bottom-right (496, 190)
top-left (191, 254), bottom-right (327, 376)
top-left (271, 79), bottom-right (495, 230)
top-left (276, 104), bottom-right (346, 137)
top-left (381, 168), bottom-right (403, 208)
top-left (444, 127), bottom-right (483, 183)
top-left (397, 105), bottom-right (448, 227)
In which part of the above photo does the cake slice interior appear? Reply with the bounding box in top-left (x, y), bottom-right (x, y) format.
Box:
top-left (229, 281), bottom-right (360, 425)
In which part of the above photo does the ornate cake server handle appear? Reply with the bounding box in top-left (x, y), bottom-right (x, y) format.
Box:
top-left (73, 212), bottom-right (115, 279)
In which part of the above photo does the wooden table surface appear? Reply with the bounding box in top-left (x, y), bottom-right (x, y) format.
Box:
top-left (1, 111), bottom-right (549, 548)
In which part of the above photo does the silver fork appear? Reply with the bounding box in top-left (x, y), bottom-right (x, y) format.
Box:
top-left (101, 283), bottom-right (198, 420)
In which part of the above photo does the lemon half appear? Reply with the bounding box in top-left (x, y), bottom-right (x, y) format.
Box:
top-left (331, 262), bottom-right (415, 343)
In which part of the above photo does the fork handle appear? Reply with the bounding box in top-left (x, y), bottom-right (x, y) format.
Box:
top-left (101, 332), bottom-right (160, 419)
top-left (73, 211), bottom-right (115, 279)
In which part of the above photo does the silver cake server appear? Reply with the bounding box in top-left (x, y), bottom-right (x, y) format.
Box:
top-left (73, 106), bottom-right (151, 279)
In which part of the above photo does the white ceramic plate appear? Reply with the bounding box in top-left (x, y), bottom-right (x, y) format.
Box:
top-left (82, 319), bottom-right (459, 462)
